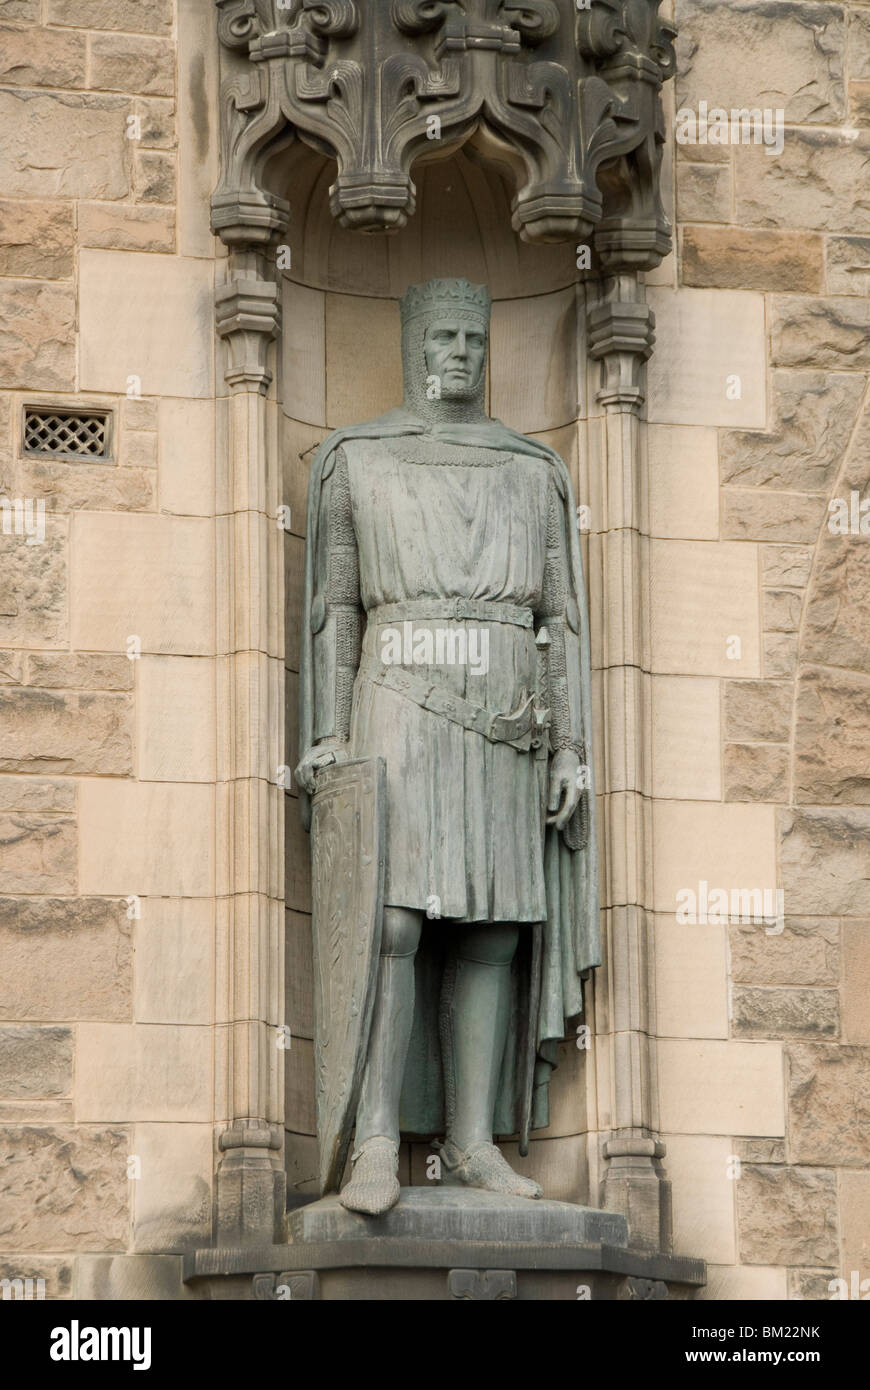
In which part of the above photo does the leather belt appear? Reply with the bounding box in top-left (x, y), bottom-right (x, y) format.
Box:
top-left (358, 655), bottom-right (548, 752)
top-left (367, 599), bottom-right (534, 629)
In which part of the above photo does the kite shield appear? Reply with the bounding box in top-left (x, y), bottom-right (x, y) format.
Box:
top-left (310, 756), bottom-right (386, 1195)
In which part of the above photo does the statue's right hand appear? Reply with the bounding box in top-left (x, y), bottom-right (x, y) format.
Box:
top-left (294, 741), bottom-right (351, 794)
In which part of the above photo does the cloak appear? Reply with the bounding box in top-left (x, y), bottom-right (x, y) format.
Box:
top-left (298, 407), bottom-right (599, 1147)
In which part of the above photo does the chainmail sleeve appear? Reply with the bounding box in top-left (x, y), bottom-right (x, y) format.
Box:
top-left (538, 475), bottom-right (585, 760)
top-left (311, 446), bottom-right (362, 743)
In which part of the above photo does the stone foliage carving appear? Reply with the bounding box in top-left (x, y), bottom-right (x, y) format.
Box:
top-left (212, 0), bottom-right (675, 266)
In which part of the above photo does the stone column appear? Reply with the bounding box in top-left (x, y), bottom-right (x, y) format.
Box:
top-left (587, 272), bottom-right (671, 1251)
top-left (213, 245), bottom-right (287, 1244)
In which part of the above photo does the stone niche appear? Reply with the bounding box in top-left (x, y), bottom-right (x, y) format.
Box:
top-left (281, 138), bottom-right (589, 1209)
top-left (183, 0), bottom-right (703, 1300)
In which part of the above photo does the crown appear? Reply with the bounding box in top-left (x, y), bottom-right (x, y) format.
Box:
top-left (400, 278), bottom-right (492, 326)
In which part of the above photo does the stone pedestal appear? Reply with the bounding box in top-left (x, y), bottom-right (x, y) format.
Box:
top-left (184, 1188), bottom-right (706, 1301)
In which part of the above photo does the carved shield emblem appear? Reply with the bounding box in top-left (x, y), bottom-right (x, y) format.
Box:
top-left (311, 757), bottom-right (386, 1195)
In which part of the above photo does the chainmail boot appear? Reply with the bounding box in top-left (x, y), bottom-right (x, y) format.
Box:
top-left (339, 1136), bottom-right (400, 1216)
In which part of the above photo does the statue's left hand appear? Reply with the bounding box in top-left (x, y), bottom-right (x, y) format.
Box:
top-left (546, 748), bottom-right (582, 831)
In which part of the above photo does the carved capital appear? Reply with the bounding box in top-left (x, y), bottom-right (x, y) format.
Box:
top-left (216, 275), bottom-right (281, 393)
top-left (587, 297), bottom-right (655, 412)
top-left (212, 0), bottom-right (675, 262)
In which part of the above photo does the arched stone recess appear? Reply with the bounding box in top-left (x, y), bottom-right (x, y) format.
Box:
top-left (210, 0), bottom-right (676, 1249)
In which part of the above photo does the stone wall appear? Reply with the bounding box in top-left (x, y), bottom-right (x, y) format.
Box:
top-left (0, 0), bottom-right (222, 1295)
top-left (643, 0), bottom-right (870, 1299)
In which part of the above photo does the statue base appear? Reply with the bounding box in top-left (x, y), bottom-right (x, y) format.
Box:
top-left (184, 1187), bottom-right (706, 1300)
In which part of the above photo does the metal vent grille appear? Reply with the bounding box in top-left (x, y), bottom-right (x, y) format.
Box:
top-left (23, 409), bottom-right (110, 459)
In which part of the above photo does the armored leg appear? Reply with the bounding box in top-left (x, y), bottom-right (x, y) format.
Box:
top-left (340, 906), bottom-right (422, 1216)
top-left (440, 922), bottom-right (543, 1200)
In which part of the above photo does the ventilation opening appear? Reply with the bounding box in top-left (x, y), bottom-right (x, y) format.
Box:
top-left (23, 408), bottom-right (111, 460)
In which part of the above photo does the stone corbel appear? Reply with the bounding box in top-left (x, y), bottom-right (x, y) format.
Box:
top-left (216, 273), bottom-right (281, 393)
top-left (587, 291), bottom-right (655, 412)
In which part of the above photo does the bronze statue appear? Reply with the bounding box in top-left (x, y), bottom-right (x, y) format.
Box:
top-left (296, 279), bottom-right (598, 1216)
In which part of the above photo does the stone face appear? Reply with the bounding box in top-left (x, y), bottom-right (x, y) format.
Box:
top-left (781, 808), bottom-right (870, 915)
top-left (0, 1256), bottom-right (71, 1301)
top-left (737, 131), bottom-right (870, 233)
top-left (646, 424), bottom-right (719, 541)
top-left (843, 923), bottom-right (870, 1045)
top-left (736, 1165), bottom-right (839, 1266)
top-left (0, 813), bottom-right (76, 894)
top-left (134, 149), bottom-right (176, 204)
top-left (0, 776), bottom-right (74, 813)
top-left (658, 1039), bottom-right (784, 1135)
top-left (79, 251), bottom-right (214, 399)
top-left (840, 1170), bottom-right (870, 1285)
top-left (732, 986), bottom-right (839, 1040)
top-left (490, 289), bottom-right (579, 434)
top-left (652, 676), bottom-right (721, 800)
top-left (134, 899), bottom-right (213, 1026)
top-left (654, 919), bottom-right (728, 1038)
top-left (675, 163), bottom-right (731, 222)
top-left (729, 917), bottom-right (839, 987)
top-left (802, 537), bottom-right (870, 671)
top-left (795, 665), bottom-right (870, 804)
top-left (134, 95), bottom-right (176, 149)
top-left (725, 680), bottom-right (792, 741)
top-left (720, 371), bottom-right (865, 493)
top-left (646, 287), bottom-right (766, 429)
top-left (788, 1044), bottom-right (870, 1163)
top-left (0, 280), bottom-right (75, 390)
top-left (0, 688), bottom-right (133, 776)
top-left (75, 1023), bottom-right (212, 1122)
top-left (826, 236), bottom-right (870, 296)
top-left (724, 743), bottom-right (789, 802)
top-left (25, 653), bottom-right (133, 691)
top-left (158, 398), bottom-right (214, 517)
top-left (89, 34), bottom-right (175, 96)
top-left (0, 198), bottom-right (74, 278)
top-left (681, 227), bottom-right (823, 294)
top-left (762, 588), bottom-right (803, 633)
top-left (70, 513), bottom-right (214, 656)
top-left (21, 459), bottom-right (155, 513)
top-left (45, 0), bottom-right (173, 31)
top-left (0, 91), bottom-right (130, 200)
top-left (79, 780), bottom-right (214, 898)
top-left (0, 23), bottom-right (87, 88)
top-left (123, 398), bottom-right (158, 431)
top-left (0, 897), bottom-right (133, 1022)
top-left (790, 1268), bottom-right (841, 1301)
top-left (79, 202), bottom-right (174, 253)
top-left (0, 1125), bottom-right (129, 1251)
top-left (675, 0), bottom-right (845, 125)
top-left (771, 295), bottom-right (870, 368)
top-left (649, 539), bottom-right (761, 677)
top-left (0, 1026), bottom-right (72, 1098)
top-left (1, 515), bottom-right (68, 653)
top-left (761, 545), bottom-right (814, 588)
top-left (723, 489), bottom-right (826, 544)
top-left (137, 656), bottom-right (215, 783)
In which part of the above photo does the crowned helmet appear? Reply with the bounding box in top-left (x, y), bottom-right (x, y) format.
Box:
top-left (399, 278), bottom-right (491, 416)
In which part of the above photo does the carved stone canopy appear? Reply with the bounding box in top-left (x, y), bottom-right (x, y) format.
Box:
top-left (213, 0), bottom-right (676, 270)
